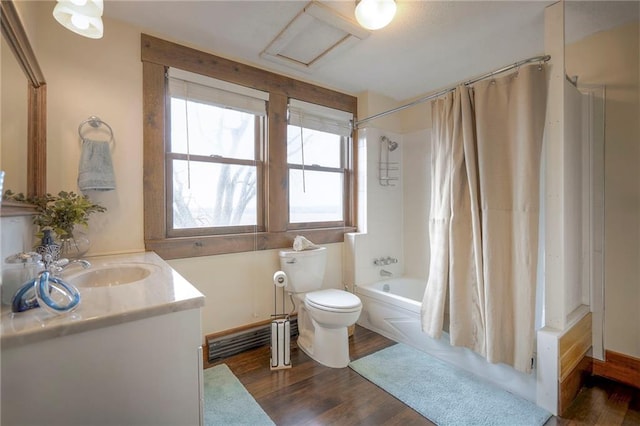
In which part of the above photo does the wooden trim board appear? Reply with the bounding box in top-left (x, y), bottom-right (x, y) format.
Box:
top-left (559, 312), bottom-right (592, 381)
top-left (558, 312), bottom-right (592, 415)
top-left (593, 350), bottom-right (640, 389)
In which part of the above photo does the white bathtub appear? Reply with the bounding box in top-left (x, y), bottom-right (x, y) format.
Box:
top-left (355, 277), bottom-right (537, 403)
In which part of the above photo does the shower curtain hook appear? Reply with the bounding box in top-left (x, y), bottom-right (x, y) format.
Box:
top-left (490, 69), bottom-right (499, 85)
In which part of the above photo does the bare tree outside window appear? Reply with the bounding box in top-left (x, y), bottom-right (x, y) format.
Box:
top-left (170, 98), bottom-right (259, 230)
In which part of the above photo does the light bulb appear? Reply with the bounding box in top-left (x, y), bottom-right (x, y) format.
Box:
top-left (53, 0), bottom-right (104, 39)
top-left (355, 0), bottom-right (396, 30)
top-left (70, 13), bottom-right (90, 30)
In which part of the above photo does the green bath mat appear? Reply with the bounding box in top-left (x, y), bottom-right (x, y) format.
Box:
top-left (349, 343), bottom-right (551, 426)
top-left (203, 364), bottom-right (274, 426)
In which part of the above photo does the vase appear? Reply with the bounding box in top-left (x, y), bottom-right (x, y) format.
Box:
top-left (58, 229), bottom-right (90, 260)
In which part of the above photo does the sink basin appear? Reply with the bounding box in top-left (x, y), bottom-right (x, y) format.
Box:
top-left (67, 264), bottom-right (155, 288)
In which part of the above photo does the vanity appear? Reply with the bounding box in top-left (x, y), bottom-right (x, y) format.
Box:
top-left (1, 251), bottom-right (206, 426)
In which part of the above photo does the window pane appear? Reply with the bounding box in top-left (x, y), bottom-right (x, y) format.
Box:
top-left (287, 125), bottom-right (341, 167)
top-left (173, 160), bottom-right (257, 229)
top-left (289, 169), bottom-right (343, 223)
top-left (171, 98), bottom-right (256, 160)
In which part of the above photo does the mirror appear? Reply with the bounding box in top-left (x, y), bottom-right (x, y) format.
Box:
top-left (1, 0), bottom-right (46, 199)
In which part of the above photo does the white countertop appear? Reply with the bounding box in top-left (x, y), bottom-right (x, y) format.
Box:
top-left (1, 251), bottom-right (205, 349)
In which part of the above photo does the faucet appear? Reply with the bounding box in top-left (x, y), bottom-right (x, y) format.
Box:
top-left (380, 269), bottom-right (393, 277)
top-left (57, 258), bottom-right (91, 272)
top-left (43, 256), bottom-right (91, 276)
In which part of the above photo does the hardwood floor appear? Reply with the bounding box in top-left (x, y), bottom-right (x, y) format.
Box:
top-left (546, 375), bottom-right (640, 425)
top-left (211, 325), bottom-right (640, 425)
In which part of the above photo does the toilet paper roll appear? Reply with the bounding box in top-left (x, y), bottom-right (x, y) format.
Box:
top-left (273, 270), bottom-right (287, 288)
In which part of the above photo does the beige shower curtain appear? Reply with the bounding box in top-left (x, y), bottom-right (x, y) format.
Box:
top-left (421, 64), bottom-right (547, 373)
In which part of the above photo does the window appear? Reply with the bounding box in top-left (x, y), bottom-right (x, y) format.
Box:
top-left (141, 34), bottom-right (357, 259)
top-left (287, 99), bottom-right (352, 227)
top-left (167, 69), bottom-right (267, 235)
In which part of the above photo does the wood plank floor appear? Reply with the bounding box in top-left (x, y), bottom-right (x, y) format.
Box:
top-left (211, 325), bottom-right (640, 425)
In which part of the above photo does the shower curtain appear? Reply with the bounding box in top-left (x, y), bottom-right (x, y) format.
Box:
top-left (421, 64), bottom-right (547, 373)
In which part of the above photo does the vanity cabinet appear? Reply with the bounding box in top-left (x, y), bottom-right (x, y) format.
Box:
top-left (0, 252), bottom-right (205, 426)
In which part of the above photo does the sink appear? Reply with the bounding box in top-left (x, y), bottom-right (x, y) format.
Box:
top-left (67, 264), bottom-right (155, 288)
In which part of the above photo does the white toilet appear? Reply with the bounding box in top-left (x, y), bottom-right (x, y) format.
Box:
top-left (279, 246), bottom-right (362, 368)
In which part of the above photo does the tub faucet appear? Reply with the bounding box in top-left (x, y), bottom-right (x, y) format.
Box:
top-left (380, 269), bottom-right (393, 277)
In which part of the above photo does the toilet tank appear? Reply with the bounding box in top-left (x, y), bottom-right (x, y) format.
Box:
top-left (279, 246), bottom-right (327, 293)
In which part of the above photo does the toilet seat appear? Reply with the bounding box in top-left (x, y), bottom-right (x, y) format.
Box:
top-left (305, 289), bottom-right (361, 313)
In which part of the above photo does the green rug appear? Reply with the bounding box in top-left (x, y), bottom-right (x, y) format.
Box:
top-left (349, 343), bottom-right (551, 426)
top-left (203, 364), bottom-right (275, 426)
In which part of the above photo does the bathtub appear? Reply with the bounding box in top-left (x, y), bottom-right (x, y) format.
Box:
top-left (355, 277), bottom-right (537, 403)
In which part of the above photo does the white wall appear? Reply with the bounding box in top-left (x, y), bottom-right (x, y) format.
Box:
top-left (563, 80), bottom-right (586, 315)
top-left (10, 2), bottom-right (345, 337)
top-left (402, 129), bottom-right (430, 280)
top-left (350, 127), bottom-right (403, 286)
top-left (349, 120), bottom-right (431, 286)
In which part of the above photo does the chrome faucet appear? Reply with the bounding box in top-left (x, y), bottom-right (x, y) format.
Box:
top-left (57, 258), bottom-right (91, 272)
top-left (380, 269), bottom-right (393, 277)
top-left (44, 256), bottom-right (91, 276)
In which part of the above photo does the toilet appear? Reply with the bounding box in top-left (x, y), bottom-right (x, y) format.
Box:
top-left (279, 246), bottom-right (362, 368)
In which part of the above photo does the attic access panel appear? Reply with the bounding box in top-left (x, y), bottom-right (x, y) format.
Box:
top-left (260, 1), bottom-right (370, 73)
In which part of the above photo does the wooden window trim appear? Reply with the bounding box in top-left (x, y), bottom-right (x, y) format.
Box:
top-left (141, 34), bottom-right (357, 259)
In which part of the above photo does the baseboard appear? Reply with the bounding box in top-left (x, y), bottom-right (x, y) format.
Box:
top-left (593, 350), bottom-right (640, 389)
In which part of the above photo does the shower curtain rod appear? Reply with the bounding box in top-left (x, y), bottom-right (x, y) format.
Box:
top-left (355, 54), bottom-right (551, 128)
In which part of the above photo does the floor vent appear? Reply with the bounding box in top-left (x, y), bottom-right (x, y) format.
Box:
top-left (208, 318), bottom-right (298, 362)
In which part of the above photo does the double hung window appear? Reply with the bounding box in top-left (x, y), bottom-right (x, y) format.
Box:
top-left (167, 69), bottom-right (267, 236)
top-left (287, 100), bottom-right (352, 227)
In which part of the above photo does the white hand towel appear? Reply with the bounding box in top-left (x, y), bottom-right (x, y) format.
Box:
top-left (78, 139), bottom-right (116, 191)
top-left (293, 235), bottom-right (317, 251)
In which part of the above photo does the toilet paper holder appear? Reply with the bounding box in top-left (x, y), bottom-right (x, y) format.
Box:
top-left (271, 270), bottom-right (291, 370)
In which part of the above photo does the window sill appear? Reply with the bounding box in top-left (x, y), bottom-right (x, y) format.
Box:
top-left (145, 227), bottom-right (356, 260)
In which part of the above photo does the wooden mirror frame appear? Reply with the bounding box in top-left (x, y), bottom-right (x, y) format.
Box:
top-left (1, 0), bottom-right (46, 197)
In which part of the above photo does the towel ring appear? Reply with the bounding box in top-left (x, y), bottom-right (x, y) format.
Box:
top-left (78, 115), bottom-right (115, 148)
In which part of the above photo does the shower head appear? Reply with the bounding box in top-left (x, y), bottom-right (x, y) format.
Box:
top-left (382, 136), bottom-right (398, 151)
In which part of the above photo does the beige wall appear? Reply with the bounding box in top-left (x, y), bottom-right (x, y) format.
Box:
top-left (357, 91), bottom-right (403, 133)
top-left (565, 21), bottom-right (640, 358)
top-left (20, 1), bottom-right (144, 255)
top-left (357, 89), bottom-right (432, 135)
top-left (13, 2), bottom-right (345, 337)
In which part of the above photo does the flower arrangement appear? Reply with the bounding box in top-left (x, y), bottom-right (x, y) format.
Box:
top-left (3, 190), bottom-right (106, 239)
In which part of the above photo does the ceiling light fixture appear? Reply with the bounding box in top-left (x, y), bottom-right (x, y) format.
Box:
top-left (53, 0), bottom-right (104, 39)
top-left (355, 0), bottom-right (396, 30)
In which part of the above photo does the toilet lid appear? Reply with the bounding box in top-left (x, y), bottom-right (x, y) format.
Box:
top-left (305, 289), bottom-right (361, 311)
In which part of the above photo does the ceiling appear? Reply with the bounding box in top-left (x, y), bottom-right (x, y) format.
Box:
top-left (104, 1), bottom-right (639, 102)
